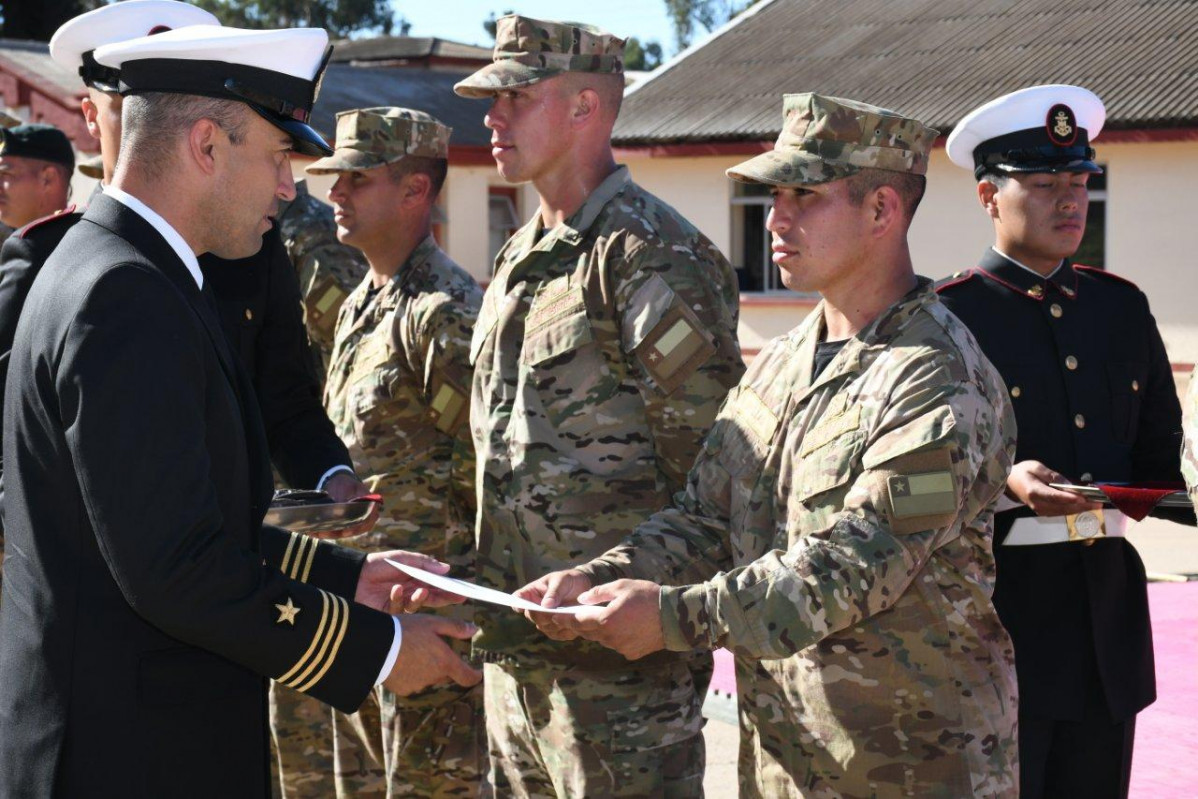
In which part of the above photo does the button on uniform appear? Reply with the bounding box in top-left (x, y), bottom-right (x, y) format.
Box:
top-left (1066, 356), bottom-right (1078, 370)
top-left (1011, 386), bottom-right (1022, 398)
top-left (1074, 413), bottom-right (1086, 429)
top-left (1050, 303), bottom-right (1063, 318)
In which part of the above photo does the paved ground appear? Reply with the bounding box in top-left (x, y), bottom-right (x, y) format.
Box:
top-left (699, 514), bottom-right (1198, 796)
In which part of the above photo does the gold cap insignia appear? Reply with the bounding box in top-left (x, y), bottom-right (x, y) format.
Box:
top-left (1046, 103), bottom-right (1078, 146)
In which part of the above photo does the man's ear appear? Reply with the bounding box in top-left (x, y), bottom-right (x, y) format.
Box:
top-left (572, 87), bottom-right (600, 127)
top-left (81, 96), bottom-right (101, 141)
top-left (978, 180), bottom-right (1000, 220)
top-left (870, 184), bottom-right (904, 235)
top-left (403, 171), bottom-right (433, 207)
top-left (187, 118), bottom-right (222, 176)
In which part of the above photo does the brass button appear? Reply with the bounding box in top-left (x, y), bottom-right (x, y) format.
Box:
top-left (1065, 356), bottom-right (1078, 370)
top-left (1028, 285), bottom-right (1044, 298)
top-left (1080, 472), bottom-right (1093, 482)
top-left (244, 308), bottom-right (253, 321)
top-left (1010, 386), bottom-right (1022, 398)
top-left (1075, 414), bottom-right (1086, 429)
top-left (1050, 303), bottom-right (1063, 318)
top-left (1132, 379), bottom-right (1140, 392)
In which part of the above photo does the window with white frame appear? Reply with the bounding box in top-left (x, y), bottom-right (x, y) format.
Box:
top-left (488, 187), bottom-right (520, 273)
top-left (1074, 166), bottom-right (1107, 269)
top-left (729, 181), bottom-right (809, 295)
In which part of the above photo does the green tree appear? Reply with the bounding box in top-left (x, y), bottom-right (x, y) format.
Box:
top-left (193, 0), bottom-right (406, 38)
top-left (664, 0), bottom-right (761, 50)
top-left (0, 0), bottom-right (103, 41)
top-left (624, 37), bottom-right (664, 71)
top-left (484, 9), bottom-right (516, 40)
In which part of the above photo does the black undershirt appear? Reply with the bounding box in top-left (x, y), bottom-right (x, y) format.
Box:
top-left (813, 339), bottom-right (848, 379)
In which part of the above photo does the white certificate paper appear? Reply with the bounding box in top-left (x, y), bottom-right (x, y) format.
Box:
top-left (386, 559), bottom-right (592, 615)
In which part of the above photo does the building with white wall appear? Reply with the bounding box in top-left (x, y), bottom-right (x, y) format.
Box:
top-left (609, 0), bottom-right (1198, 382)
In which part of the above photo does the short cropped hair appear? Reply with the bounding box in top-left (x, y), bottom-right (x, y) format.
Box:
top-left (978, 169), bottom-right (1012, 187)
top-left (387, 156), bottom-right (448, 199)
top-left (844, 167), bottom-right (927, 221)
top-left (119, 92), bottom-right (249, 180)
top-left (560, 71), bottom-right (625, 121)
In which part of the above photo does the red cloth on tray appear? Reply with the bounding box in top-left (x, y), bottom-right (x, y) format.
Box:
top-left (1096, 483), bottom-right (1185, 522)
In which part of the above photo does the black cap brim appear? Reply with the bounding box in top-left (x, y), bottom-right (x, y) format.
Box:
top-left (247, 104), bottom-right (331, 157)
top-left (993, 158), bottom-right (1103, 175)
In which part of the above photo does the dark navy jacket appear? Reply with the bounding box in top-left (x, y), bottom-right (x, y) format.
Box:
top-left (937, 248), bottom-right (1191, 721)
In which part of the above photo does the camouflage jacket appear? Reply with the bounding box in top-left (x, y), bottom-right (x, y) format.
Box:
top-left (470, 166), bottom-right (744, 666)
top-left (276, 180), bottom-right (369, 371)
top-left (583, 280), bottom-right (1019, 797)
top-left (1183, 366), bottom-right (1198, 510)
top-left (325, 236), bottom-right (481, 568)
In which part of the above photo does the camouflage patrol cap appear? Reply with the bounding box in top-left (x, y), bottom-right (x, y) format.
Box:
top-left (453, 15), bottom-right (624, 99)
top-left (306, 107), bottom-right (451, 174)
top-left (727, 93), bottom-right (939, 187)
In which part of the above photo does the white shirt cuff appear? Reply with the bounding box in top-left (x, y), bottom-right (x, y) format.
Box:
top-left (316, 464), bottom-right (355, 491)
top-left (374, 616), bottom-right (402, 686)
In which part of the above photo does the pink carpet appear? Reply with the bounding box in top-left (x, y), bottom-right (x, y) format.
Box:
top-left (1131, 582), bottom-right (1198, 796)
top-left (706, 582), bottom-right (1198, 794)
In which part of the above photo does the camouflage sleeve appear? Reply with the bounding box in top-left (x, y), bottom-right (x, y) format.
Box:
top-left (576, 392), bottom-right (742, 588)
top-left (657, 353), bottom-right (1012, 659)
top-left (398, 292), bottom-right (480, 519)
top-left (613, 239), bottom-right (744, 491)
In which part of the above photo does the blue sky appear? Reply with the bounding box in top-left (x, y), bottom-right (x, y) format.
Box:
top-left (394, 1), bottom-right (678, 53)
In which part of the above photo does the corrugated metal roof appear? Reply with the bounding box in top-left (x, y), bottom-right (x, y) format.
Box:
top-left (312, 64), bottom-right (489, 147)
top-left (0, 40), bottom-right (489, 149)
top-left (0, 39), bottom-right (83, 97)
top-left (613, 0), bottom-right (1198, 145)
top-left (329, 36), bottom-right (491, 64)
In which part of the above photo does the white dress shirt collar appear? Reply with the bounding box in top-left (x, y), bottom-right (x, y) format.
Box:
top-left (103, 184), bottom-right (204, 289)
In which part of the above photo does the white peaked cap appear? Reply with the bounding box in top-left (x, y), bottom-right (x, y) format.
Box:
top-left (50, 0), bottom-right (219, 88)
top-left (94, 25), bottom-right (334, 157)
top-left (946, 84), bottom-right (1106, 173)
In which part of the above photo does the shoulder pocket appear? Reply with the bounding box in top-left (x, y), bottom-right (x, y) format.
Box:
top-left (623, 273), bottom-right (717, 395)
top-left (861, 405), bottom-right (961, 535)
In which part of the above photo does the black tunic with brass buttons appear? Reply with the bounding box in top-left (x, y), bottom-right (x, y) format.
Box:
top-left (937, 247), bottom-right (1191, 723)
top-left (200, 225), bottom-right (352, 489)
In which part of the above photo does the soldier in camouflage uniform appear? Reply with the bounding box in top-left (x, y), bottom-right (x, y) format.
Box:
top-left (301, 107), bottom-right (485, 798)
top-left (521, 95), bottom-right (1021, 798)
top-left (453, 15), bottom-right (744, 797)
top-left (275, 179), bottom-right (369, 375)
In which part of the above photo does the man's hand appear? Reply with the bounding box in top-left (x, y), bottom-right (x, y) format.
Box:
top-left (355, 551), bottom-right (467, 613)
top-left (382, 614), bottom-right (482, 696)
top-left (514, 569), bottom-right (595, 641)
top-left (1006, 460), bottom-right (1103, 517)
top-left (312, 473), bottom-right (378, 540)
top-left (323, 472), bottom-right (370, 502)
top-left (567, 579), bottom-right (667, 661)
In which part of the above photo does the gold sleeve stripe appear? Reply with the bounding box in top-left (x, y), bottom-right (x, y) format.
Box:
top-left (300, 539), bottom-right (319, 584)
top-left (285, 536), bottom-right (313, 582)
top-left (280, 532), bottom-right (301, 576)
top-left (295, 594), bottom-right (350, 693)
top-left (277, 590), bottom-right (331, 684)
top-left (280, 591), bottom-right (350, 692)
top-left (284, 594), bottom-right (341, 689)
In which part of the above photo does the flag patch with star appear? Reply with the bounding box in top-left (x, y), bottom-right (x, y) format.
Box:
top-left (888, 470), bottom-right (956, 518)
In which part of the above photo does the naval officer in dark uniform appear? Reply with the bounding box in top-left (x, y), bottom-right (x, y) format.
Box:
top-left (0, 1), bottom-right (367, 549)
top-left (936, 84), bottom-right (1192, 799)
top-left (0, 24), bottom-right (480, 798)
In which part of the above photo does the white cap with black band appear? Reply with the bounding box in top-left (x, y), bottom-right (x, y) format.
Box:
top-left (93, 24), bottom-right (334, 157)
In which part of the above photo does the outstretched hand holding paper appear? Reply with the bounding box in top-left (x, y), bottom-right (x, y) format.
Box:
top-left (385, 559), bottom-right (594, 615)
